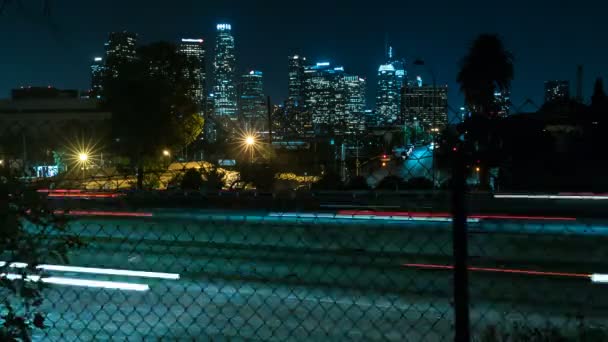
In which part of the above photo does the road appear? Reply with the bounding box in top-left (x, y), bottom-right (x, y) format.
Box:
top-left (20, 211), bottom-right (608, 340)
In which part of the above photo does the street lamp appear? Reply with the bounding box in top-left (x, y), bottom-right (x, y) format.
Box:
top-left (162, 149), bottom-right (170, 157)
top-left (245, 135), bottom-right (255, 164)
top-left (77, 152), bottom-right (89, 182)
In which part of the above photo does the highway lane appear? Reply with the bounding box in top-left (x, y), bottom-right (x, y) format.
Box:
top-left (18, 211), bottom-right (608, 340)
top-left (35, 271), bottom-right (607, 341)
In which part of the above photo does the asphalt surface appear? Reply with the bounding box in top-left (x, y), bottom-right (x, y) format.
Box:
top-left (19, 211), bottom-right (608, 340)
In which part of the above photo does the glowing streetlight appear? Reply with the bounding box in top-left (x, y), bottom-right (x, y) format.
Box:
top-left (79, 153), bottom-right (88, 162)
top-left (243, 135), bottom-right (257, 164)
top-left (162, 149), bottom-right (170, 157)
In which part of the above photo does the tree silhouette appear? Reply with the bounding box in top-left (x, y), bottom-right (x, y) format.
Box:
top-left (103, 42), bottom-right (204, 189)
top-left (457, 34), bottom-right (514, 117)
top-left (457, 34), bottom-right (514, 189)
top-left (591, 77), bottom-right (607, 110)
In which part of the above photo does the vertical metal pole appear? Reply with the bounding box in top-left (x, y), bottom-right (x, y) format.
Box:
top-left (267, 96), bottom-right (272, 145)
top-left (22, 133), bottom-right (27, 175)
top-left (452, 148), bottom-right (469, 342)
top-left (431, 73), bottom-right (437, 187)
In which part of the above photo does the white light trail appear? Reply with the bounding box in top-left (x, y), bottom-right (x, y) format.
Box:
top-left (1, 262), bottom-right (179, 280)
top-left (42, 277), bottom-right (149, 291)
top-left (268, 213), bottom-right (480, 223)
top-left (591, 274), bottom-right (608, 283)
top-left (39, 265), bottom-right (180, 280)
top-left (0, 273), bottom-right (149, 291)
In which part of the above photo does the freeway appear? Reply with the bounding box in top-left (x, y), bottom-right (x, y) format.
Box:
top-left (17, 210), bottom-right (608, 340)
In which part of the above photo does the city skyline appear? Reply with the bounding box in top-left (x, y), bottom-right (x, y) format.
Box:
top-left (1, 0), bottom-right (606, 110)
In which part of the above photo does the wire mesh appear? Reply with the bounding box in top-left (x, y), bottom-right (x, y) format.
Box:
top-left (2, 100), bottom-right (608, 341)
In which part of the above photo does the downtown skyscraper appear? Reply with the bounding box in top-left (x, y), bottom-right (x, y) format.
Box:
top-left (375, 46), bottom-right (406, 126)
top-left (285, 54), bottom-right (308, 134)
top-left (286, 55), bottom-right (307, 111)
top-left (343, 75), bottom-right (367, 133)
top-left (104, 31), bottom-right (137, 78)
top-left (401, 83), bottom-right (448, 143)
top-left (212, 24), bottom-right (238, 120)
top-left (302, 62), bottom-right (346, 130)
top-left (178, 38), bottom-right (206, 108)
top-left (544, 80), bottom-right (570, 103)
top-left (301, 62), bottom-right (366, 135)
top-left (238, 70), bottom-right (266, 130)
top-left (90, 56), bottom-right (104, 99)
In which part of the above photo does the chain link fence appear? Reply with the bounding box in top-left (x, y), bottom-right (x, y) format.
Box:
top-left (5, 209), bottom-right (608, 341)
top-left (2, 98), bottom-right (608, 341)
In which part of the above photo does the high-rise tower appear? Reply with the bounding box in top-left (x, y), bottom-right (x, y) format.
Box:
top-left (104, 31), bottom-right (137, 78)
top-left (238, 70), bottom-right (266, 130)
top-left (178, 38), bottom-right (206, 108)
top-left (213, 24), bottom-right (237, 119)
top-left (375, 46), bottom-right (406, 126)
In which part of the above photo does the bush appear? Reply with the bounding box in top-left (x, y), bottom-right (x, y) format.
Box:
top-left (238, 164), bottom-right (277, 192)
top-left (201, 165), bottom-right (225, 191)
top-left (404, 177), bottom-right (434, 190)
top-left (375, 175), bottom-right (405, 191)
top-left (311, 170), bottom-right (343, 191)
top-left (181, 168), bottom-right (203, 190)
top-left (1, 168), bottom-right (82, 340)
top-left (347, 176), bottom-right (370, 190)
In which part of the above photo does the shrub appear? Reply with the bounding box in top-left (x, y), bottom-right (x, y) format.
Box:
top-left (180, 168), bottom-right (203, 190)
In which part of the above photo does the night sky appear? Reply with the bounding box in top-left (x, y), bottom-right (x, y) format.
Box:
top-left (1, 0), bottom-right (606, 111)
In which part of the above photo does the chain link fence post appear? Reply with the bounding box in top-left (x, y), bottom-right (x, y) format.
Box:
top-left (452, 146), bottom-right (470, 342)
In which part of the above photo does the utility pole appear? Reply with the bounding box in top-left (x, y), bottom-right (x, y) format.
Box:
top-left (22, 133), bottom-right (27, 175)
top-left (267, 95), bottom-right (273, 145)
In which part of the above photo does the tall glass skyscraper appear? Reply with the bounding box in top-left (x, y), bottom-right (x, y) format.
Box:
top-left (375, 46), bottom-right (406, 126)
top-left (401, 84), bottom-right (448, 139)
top-left (303, 62), bottom-right (346, 128)
top-left (301, 61), bottom-right (366, 135)
top-left (287, 55), bottom-right (307, 110)
top-left (343, 75), bottom-right (367, 133)
top-left (213, 24), bottom-right (237, 119)
top-left (238, 70), bottom-right (266, 130)
top-left (90, 57), bottom-right (105, 99)
top-left (285, 55), bottom-right (308, 134)
top-left (178, 38), bottom-right (206, 108)
top-left (105, 31), bottom-right (137, 78)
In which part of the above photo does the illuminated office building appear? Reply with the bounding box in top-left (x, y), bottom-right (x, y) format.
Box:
top-left (302, 62), bottom-right (346, 129)
top-left (104, 31), bottom-right (137, 78)
top-left (301, 61), bottom-right (366, 135)
top-left (544, 80), bottom-right (570, 103)
top-left (213, 24), bottom-right (238, 119)
top-left (287, 55), bottom-right (307, 110)
top-left (402, 84), bottom-right (448, 140)
top-left (343, 75), bottom-right (367, 133)
top-left (494, 90), bottom-right (511, 117)
top-left (375, 46), bottom-right (406, 126)
top-left (178, 38), bottom-right (206, 107)
top-left (90, 57), bottom-right (105, 98)
top-left (238, 70), bottom-right (266, 130)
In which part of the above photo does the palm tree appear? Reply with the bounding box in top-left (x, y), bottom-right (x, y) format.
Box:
top-left (457, 34), bottom-right (514, 190)
top-left (457, 34), bottom-right (514, 117)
